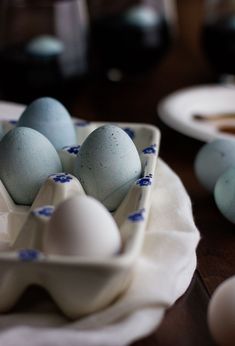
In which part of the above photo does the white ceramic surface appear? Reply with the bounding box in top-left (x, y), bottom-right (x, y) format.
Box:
top-left (158, 84), bottom-right (235, 142)
top-left (0, 101), bottom-right (160, 319)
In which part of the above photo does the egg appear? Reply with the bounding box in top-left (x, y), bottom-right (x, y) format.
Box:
top-left (214, 167), bottom-right (235, 223)
top-left (17, 97), bottom-right (77, 150)
top-left (43, 195), bottom-right (121, 257)
top-left (0, 123), bottom-right (4, 141)
top-left (26, 35), bottom-right (64, 58)
top-left (208, 276), bottom-right (235, 346)
top-left (194, 139), bottom-right (235, 192)
top-left (0, 127), bottom-right (62, 205)
top-left (74, 124), bottom-right (142, 211)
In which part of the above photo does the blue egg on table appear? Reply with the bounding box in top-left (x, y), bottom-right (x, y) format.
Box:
top-left (26, 35), bottom-right (64, 58)
top-left (17, 97), bottom-right (77, 150)
top-left (0, 127), bottom-right (62, 205)
top-left (194, 139), bottom-right (235, 192)
top-left (214, 167), bottom-right (235, 223)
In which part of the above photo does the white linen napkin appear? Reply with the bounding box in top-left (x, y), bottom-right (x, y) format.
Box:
top-left (0, 158), bottom-right (200, 346)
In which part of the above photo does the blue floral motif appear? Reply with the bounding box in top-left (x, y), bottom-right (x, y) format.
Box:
top-left (34, 206), bottom-right (54, 218)
top-left (136, 174), bottom-right (153, 186)
top-left (142, 144), bottom-right (157, 154)
top-left (9, 120), bottom-right (17, 125)
top-left (18, 249), bottom-right (40, 262)
top-left (51, 173), bottom-right (73, 183)
top-left (128, 209), bottom-right (145, 222)
top-left (63, 145), bottom-right (80, 155)
top-left (75, 120), bottom-right (90, 127)
top-left (123, 127), bottom-right (135, 140)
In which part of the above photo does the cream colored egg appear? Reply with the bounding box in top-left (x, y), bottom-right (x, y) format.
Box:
top-left (43, 195), bottom-right (121, 257)
top-left (208, 276), bottom-right (235, 346)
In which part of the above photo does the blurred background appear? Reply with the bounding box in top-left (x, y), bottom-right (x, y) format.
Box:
top-left (0, 0), bottom-right (225, 122)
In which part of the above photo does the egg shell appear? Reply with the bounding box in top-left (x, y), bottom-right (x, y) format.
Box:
top-left (208, 276), bottom-right (235, 346)
top-left (17, 97), bottom-right (77, 150)
top-left (194, 139), bottom-right (235, 192)
top-left (74, 124), bottom-right (142, 211)
top-left (43, 195), bottom-right (122, 257)
top-left (0, 127), bottom-right (62, 205)
top-left (214, 167), bottom-right (235, 223)
top-left (26, 35), bottom-right (64, 57)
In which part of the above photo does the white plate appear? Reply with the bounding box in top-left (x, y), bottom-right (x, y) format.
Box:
top-left (158, 84), bottom-right (235, 142)
top-left (0, 101), bottom-right (160, 319)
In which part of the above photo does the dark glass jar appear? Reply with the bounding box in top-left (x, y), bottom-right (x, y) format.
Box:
top-left (0, 0), bottom-right (89, 103)
top-left (201, 0), bottom-right (235, 80)
top-left (88, 0), bottom-right (171, 82)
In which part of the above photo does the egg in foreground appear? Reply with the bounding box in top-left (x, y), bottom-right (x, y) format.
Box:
top-left (43, 195), bottom-right (121, 257)
top-left (208, 276), bottom-right (235, 346)
top-left (0, 127), bottom-right (62, 205)
top-left (74, 124), bottom-right (142, 211)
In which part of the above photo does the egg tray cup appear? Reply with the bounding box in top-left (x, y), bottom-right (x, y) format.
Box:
top-left (0, 119), bottom-right (160, 319)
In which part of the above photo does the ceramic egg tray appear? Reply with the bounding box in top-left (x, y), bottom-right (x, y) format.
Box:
top-left (0, 105), bottom-right (160, 319)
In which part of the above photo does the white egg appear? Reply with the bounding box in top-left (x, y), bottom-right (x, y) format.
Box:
top-left (208, 276), bottom-right (235, 346)
top-left (43, 195), bottom-right (121, 258)
top-left (0, 127), bottom-right (62, 205)
top-left (194, 139), bottom-right (235, 192)
top-left (214, 167), bottom-right (235, 223)
top-left (17, 97), bottom-right (77, 150)
top-left (74, 124), bottom-right (142, 211)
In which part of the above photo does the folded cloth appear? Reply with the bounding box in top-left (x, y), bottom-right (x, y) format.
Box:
top-left (0, 158), bottom-right (200, 346)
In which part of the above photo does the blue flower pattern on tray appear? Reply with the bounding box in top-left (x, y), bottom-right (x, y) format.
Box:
top-left (128, 209), bottom-right (145, 222)
top-left (123, 127), bottom-right (135, 140)
top-left (51, 173), bottom-right (73, 183)
top-left (18, 249), bottom-right (40, 262)
top-left (143, 144), bottom-right (157, 154)
top-left (9, 120), bottom-right (17, 125)
top-left (34, 206), bottom-right (54, 218)
top-left (136, 174), bottom-right (153, 186)
top-left (63, 145), bottom-right (80, 155)
top-left (75, 120), bottom-right (90, 127)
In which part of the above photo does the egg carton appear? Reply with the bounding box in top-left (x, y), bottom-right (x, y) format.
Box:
top-left (0, 107), bottom-right (160, 319)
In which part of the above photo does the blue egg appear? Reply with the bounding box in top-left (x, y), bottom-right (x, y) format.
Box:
top-left (0, 127), bottom-right (62, 205)
top-left (214, 167), bottom-right (235, 223)
top-left (74, 125), bottom-right (142, 211)
top-left (17, 97), bottom-right (77, 150)
top-left (194, 139), bottom-right (235, 192)
top-left (26, 35), bottom-right (64, 58)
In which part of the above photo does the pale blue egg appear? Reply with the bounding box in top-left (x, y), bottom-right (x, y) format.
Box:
top-left (0, 127), bottom-right (62, 205)
top-left (214, 167), bottom-right (235, 223)
top-left (26, 35), bottom-right (64, 58)
top-left (17, 97), bottom-right (77, 150)
top-left (74, 125), bottom-right (142, 211)
top-left (194, 139), bottom-right (235, 192)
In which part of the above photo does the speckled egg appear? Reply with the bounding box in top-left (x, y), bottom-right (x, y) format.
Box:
top-left (17, 97), bottom-right (77, 150)
top-left (43, 195), bottom-right (121, 257)
top-left (214, 167), bottom-right (235, 223)
top-left (194, 139), bottom-right (235, 192)
top-left (0, 127), bottom-right (62, 205)
top-left (74, 124), bottom-right (142, 211)
top-left (208, 276), bottom-right (235, 346)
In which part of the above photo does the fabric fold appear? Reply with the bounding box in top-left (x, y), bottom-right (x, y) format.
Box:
top-left (0, 158), bottom-right (200, 346)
